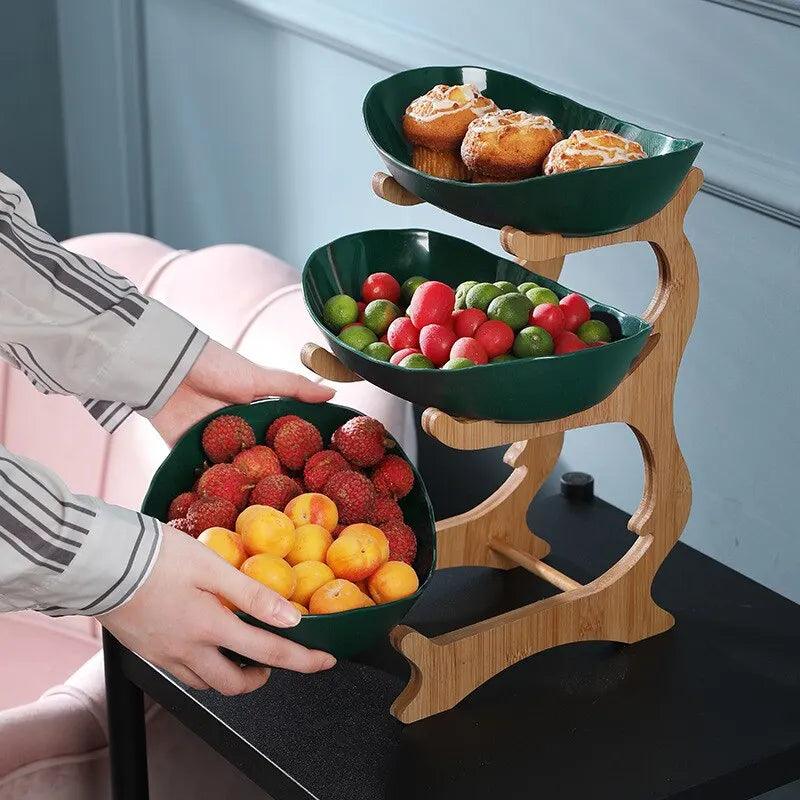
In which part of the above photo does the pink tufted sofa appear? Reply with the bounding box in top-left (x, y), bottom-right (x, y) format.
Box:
top-left (0, 234), bottom-right (413, 799)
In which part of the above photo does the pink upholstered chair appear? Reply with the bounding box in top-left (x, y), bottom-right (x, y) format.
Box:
top-left (0, 235), bottom-right (414, 799)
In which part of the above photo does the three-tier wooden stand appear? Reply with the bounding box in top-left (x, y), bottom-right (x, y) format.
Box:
top-left (301, 166), bottom-right (703, 723)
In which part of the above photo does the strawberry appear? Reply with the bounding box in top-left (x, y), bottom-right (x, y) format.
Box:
top-left (331, 416), bottom-right (392, 468)
top-left (196, 463), bottom-right (250, 509)
top-left (380, 521), bottom-right (417, 564)
top-left (303, 450), bottom-right (349, 493)
top-left (201, 415), bottom-right (256, 463)
top-left (265, 414), bottom-right (302, 447)
top-left (273, 418), bottom-right (323, 471)
top-left (323, 470), bottom-right (376, 525)
top-left (371, 454), bottom-right (414, 499)
top-left (372, 494), bottom-right (403, 525)
top-left (232, 445), bottom-right (282, 482)
top-left (186, 497), bottom-right (238, 536)
top-left (167, 491), bottom-right (197, 521)
top-left (169, 517), bottom-right (193, 534)
top-left (250, 474), bottom-right (303, 509)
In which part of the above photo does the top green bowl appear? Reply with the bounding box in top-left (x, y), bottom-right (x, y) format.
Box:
top-left (141, 399), bottom-right (436, 660)
top-left (363, 66), bottom-right (702, 235)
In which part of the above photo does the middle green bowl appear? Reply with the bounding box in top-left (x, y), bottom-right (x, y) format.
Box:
top-left (303, 229), bottom-right (652, 423)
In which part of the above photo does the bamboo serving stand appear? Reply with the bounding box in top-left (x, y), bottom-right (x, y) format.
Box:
top-left (301, 166), bottom-right (703, 723)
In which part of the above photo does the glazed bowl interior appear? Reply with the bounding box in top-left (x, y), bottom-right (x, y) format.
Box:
top-left (303, 228), bottom-right (652, 423)
top-left (363, 66), bottom-right (702, 234)
top-left (142, 399), bottom-right (436, 660)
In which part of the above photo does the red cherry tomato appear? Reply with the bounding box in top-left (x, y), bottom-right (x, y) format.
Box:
top-left (554, 331), bottom-right (589, 354)
top-left (362, 272), bottom-right (401, 303)
top-left (387, 317), bottom-right (419, 350)
top-left (408, 281), bottom-right (456, 328)
top-left (452, 308), bottom-right (488, 338)
top-left (530, 303), bottom-right (565, 340)
top-left (474, 320), bottom-right (515, 358)
top-left (390, 347), bottom-right (420, 365)
top-left (559, 293), bottom-right (591, 333)
top-left (450, 337), bottom-right (488, 365)
top-left (419, 324), bottom-right (458, 367)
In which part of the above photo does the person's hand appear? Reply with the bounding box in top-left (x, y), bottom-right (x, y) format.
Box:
top-left (100, 526), bottom-right (336, 694)
top-left (152, 340), bottom-right (334, 445)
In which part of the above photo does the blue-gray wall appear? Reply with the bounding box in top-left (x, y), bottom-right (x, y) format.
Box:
top-left (0, 1), bottom-right (69, 239)
top-left (54, 0), bottom-right (800, 605)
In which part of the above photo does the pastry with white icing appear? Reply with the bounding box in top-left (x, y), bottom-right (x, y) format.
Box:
top-left (543, 129), bottom-right (646, 175)
top-left (461, 110), bottom-right (563, 181)
top-left (402, 84), bottom-right (496, 180)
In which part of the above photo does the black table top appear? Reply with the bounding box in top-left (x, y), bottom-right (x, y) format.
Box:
top-left (120, 493), bottom-right (800, 800)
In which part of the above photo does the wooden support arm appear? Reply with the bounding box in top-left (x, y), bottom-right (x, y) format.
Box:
top-left (300, 343), bottom-right (362, 383)
top-left (371, 172), bottom-right (424, 205)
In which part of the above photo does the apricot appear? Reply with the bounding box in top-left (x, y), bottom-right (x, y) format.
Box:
top-left (367, 561), bottom-right (419, 604)
top-left (240, 554), bottom-right (296, 599)
top-left (284, 492), bottom-right (338, 532)
top-left (339, 523), bottom-right (389, 565)
top-left (290, 560), bottom-right (335, 607)
top-left (326, 532), bottom-right (382, 581)
top-left (290, 601), bottom-right (308, 616)
top-left (237, 505), bottom-right (295, 557)
top-left (308, 579), bottom-right (373, 614)
top-left (197, 527), bottom-right (247, 569)
top-left (285, 524), bottom-right (332, 566)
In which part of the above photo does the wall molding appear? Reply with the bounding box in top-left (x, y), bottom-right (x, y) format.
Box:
top-left (57, 0), bottom-right (151, 235)
top-left (702, 0), bottom-right (800, 26)
top-left (224, 0), bottom-right (800, 229)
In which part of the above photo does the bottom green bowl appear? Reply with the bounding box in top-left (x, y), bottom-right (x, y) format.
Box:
top-left (141, 399), bottom-right (436, 659)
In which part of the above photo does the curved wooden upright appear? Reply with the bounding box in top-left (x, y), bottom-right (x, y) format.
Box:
top-left (303, 167), bottom-right (702, 723)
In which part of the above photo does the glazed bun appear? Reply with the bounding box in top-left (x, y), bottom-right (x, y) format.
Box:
top-left (543, 129), bottom-right (646, 175)
top-left (460, 110), bottom-right (562, 181)
top-left (403, 84), bottom-right (497, 151)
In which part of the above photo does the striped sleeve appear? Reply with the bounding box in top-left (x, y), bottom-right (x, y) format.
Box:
top-left (0, 171), bottom-right (208, 433)
top-left (0, 445), bottom-right (162, 616)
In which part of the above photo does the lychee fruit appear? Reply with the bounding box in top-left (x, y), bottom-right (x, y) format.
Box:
top-left (331, 416), bottom-right (392, 468)
top-left (372, 494), bottom-right (403, 525)
top-left (232, 445), bottom-right (282, 483)
top-left (265, 414), bottom-right (302, 446)
top-left (381, 521), bottom-right (417, 564)
top-left (273, 418), bottom-right (323, 471)
top-left (303, 449), bottom-right (349, 493)
top-left (332, 524), bottom-right (346, 539)
top-left (371, 454), bottom-right (414, 499)
top-left (186, 497), bottom-right (238, 536)
top-left (323, 470), bottom-right (376, 524)
top-left (196, 463), bottom-right (251, 509)
top-left (201, 415), bottom-right (256, 463)
top-left (250, 473), bottom-right (303, 509)
top-left (169, 517), bottom-right (193, 534)
top-left (167, 491), bottom-right (197, 521)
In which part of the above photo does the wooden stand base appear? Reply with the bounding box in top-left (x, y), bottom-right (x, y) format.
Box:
top-left (301, 167), bottom-right (702, 723)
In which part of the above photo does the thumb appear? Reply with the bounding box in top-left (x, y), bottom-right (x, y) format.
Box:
top-left (251, 367), bottom-right (335, 403)
top-left (209, 562), bottom-right (302, 627)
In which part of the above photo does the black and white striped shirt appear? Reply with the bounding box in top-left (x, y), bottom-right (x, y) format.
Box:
top-left (0, 171), bottom-right (208, 616)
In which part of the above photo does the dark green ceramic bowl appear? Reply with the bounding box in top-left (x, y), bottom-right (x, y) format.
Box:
top-left (142, 399), bottom-right (436, 660)
top-left (363, 66), bottom-right (702, 235)
top-left (303, 229), bottom-right (652, 422)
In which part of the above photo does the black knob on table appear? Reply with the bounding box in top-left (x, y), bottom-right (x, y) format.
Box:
top-left (560, 471), bottom-right (594, 502)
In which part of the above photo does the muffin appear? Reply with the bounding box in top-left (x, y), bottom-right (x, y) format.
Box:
top-left (403, 84), bottom-right (496, 180)
top-left (543, 129), bottom-right (646, 175)
top-left (460, 110), bottom-right (563, 181)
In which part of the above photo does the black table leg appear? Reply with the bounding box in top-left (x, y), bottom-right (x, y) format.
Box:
top-left (103, 629), bottom-right (150, 800)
